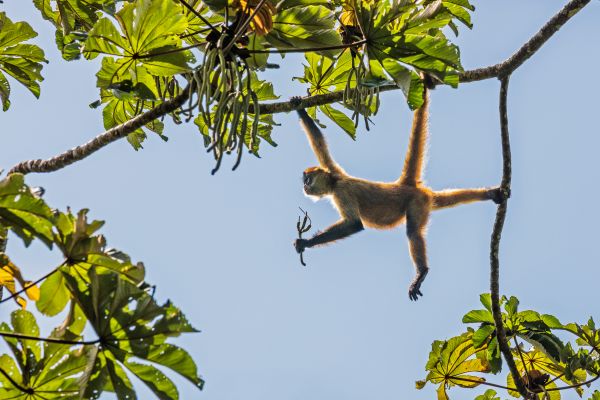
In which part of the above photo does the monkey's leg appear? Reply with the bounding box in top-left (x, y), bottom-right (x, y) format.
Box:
top-left (406, 201), bottom-right (430, 301)
top-left (432, 188), bottom-right (507, 210)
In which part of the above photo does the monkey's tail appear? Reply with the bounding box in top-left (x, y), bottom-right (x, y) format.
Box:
top-left (398, 85), bottom-right (429, 186)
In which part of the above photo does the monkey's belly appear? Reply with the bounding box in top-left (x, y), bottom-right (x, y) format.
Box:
top-left (360, 207), bottom-right (406, 229)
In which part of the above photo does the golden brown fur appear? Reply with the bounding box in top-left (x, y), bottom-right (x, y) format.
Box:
top-left (292, 86), bottom-right (506, 301)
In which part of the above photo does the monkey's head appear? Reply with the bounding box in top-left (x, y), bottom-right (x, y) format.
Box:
top-left (303, 167), bottom-right (335, 197)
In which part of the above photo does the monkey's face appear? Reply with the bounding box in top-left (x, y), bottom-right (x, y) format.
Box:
top-left (303, 168), bottom-right (332, 197)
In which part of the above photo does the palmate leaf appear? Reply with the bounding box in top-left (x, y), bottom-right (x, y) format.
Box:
top-left (32, 0), bottom-right (114, 60)
top-left (0, 174), bottom-right (54, 247)
top-left (0, 310), bottom-right (86, 399)
top-left (33, 208), bottom-right (145, 317)
top-left (0, 13), bottom-right (47, 111)
top-left (84, 0), bottom-right (193, 80)
top-left (265, 5), bottom-right (342, 56)
top-left (64, 269), bottom-right (203, 399)
top-left (418, 332), bottom-right (490, 400)
top-left (510, 349), bottom-right (588, 398)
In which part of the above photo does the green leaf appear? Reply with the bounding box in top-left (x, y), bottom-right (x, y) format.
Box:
top-left (36, 268), bottom-right (70, 316)
top-left (83, 0), bottom-right (192, 78)
top-left (319, 104), bottom-right (356, 138)
top-left (462, 309), bottom-right (494, 324)
top-left (125, 360), bottom-right (179, 400)
top-left (475, 389), bottom-right (500, 400)
top-left (266, 5), bottom-right (342, 56)
top-left (420, 332), bottom-right (490, 396)
top-left (0, 12), bottom-right (47, 109)
top-left (0, 174), bottom-right (54, 247)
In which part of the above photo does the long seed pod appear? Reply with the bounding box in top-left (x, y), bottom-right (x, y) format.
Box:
top-left (232, 94), bottom-right (250, 171)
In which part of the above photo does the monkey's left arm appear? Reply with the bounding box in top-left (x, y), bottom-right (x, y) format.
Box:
top-left (295, 219), bottom-right (364, 253)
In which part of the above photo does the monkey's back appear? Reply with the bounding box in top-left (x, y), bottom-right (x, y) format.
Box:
top-left (335, 177), bottom-right (432, 230)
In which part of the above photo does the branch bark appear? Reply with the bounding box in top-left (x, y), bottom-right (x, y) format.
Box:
top-left (7, 0), bottom-right (591, 176)
top-left (490, 75), bottom-right (529, 398)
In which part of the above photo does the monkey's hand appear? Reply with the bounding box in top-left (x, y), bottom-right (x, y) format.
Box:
top-left (294, 238), bottom-right (309, 254)
top-left (490, 187), bottom-right (511, 205)
top-left (408, 270), bottom-right (428, 301)
top-left (290, 96), bottom-right (303, 109)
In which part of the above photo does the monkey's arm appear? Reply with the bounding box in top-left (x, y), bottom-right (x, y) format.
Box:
top-left (296, 109), bottom-right (342, 173)
top-left (295, 219), bottom-right (364, 253)
top-left (399, 89), bottom-right (429, 186)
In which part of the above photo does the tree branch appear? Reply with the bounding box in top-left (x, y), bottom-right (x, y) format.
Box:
top-left (6, 0), bottom-right (591, 176)
top-left (8, 86), bottom-right (193, 175)
top-left (490, 75), bottom-right (529, 398)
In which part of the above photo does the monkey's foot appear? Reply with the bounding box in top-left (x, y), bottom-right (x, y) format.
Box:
top-left (490, 187), bottom-right (511, 204)
top-left (408, 270), bottom-right (428, 301)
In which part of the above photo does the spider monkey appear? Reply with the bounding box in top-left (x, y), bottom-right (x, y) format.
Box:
top-left (291, 81), bottom-right (508, 301)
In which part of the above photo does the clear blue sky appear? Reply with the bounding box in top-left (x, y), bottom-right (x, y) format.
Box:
top-left (1, 1), bottom-right (600, 399)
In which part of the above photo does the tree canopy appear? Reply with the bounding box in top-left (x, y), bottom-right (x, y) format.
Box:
top-left (1, 0), bottom-right (599, 399)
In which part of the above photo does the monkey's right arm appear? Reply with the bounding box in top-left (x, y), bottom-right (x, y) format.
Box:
top-left (295, 219), bottom-right (364, 253)
top-left (294, 107), bottom-right (342, 173)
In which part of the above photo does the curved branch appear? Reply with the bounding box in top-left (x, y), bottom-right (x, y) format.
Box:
top-left (7, 0), bottom-right (591, 175)
top-left (8, 85), bottom-right (192, 175)
top-left (490, 75), bottom-right (528, 398)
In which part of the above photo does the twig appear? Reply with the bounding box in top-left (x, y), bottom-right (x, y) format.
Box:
top-left (296, 208), bottom-right (311, 266)
top-left (223, 0), bottom-right (268, 54)
top-left (6, 0), bottom-right (591, 175)
top-left (0, 266), bottom-right (60, 305)
top-left (489, 75), bottom-right (528, 398)
top-left (246, 39), bottom-right (368, 54)
top-left (0, 331), bottom-right (99, 345)
top-left (177, 0), bottom-right (217, 33)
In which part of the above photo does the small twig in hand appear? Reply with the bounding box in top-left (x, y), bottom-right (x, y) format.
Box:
top-left (296, 208), bottom-right (312, 266)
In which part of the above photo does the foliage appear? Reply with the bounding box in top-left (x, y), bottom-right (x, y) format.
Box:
top-left (0, 174), bottom-right (203, 399)
top-left (417, 294), bottom-right (600, 400)
top-left (2, 0), bottom-right (474, 171)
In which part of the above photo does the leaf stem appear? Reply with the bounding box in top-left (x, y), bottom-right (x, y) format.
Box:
top-left (0, 330), bottom-right (100, 345)
top-left (246, 39), bottom-right (368, 54)
top-left (450, 375), bottom-right (515, 391)
top-left (223, 0), bottom-right (267, 54)
top-left (0, 365), bottom-right (30, 393)
top-left (177, 0), bottom-right (217, 33)
top-left (0, 266), bottom-right (60, 305)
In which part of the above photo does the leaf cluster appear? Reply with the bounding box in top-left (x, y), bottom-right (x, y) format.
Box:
top-left (417, 294), bottom-right (600, 400)
top-left (0, 174), bottom-right (203, 399)
top-left (3, 0), bottom-right (474, 171)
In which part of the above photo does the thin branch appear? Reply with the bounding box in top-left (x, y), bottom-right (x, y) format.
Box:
top-left (8, 84), bottom-right (193, 175)
top-left (0, 266), bottom-right (60, 305)
top-left (461, 0), bottom-right (591, 82)
top-left (490, 75), bottom-right (528, 398)
top-left (256, 0), bottom-right (591, 114)
top-left (223, 0), bottom-right (268, 54)
top-left (6, 0), bottom-right (591, 176)
top-left (546, 373), bottom-right (600, 392)
top-left (246, 39), bottom-right (368, 54)
top-left (0, 331), bottom-right (100, 345)
top-left (177, 0), bottom-right (217, 33)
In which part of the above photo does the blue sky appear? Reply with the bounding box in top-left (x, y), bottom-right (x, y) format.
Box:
top-left (1, 1), bottom-right (600, 399)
